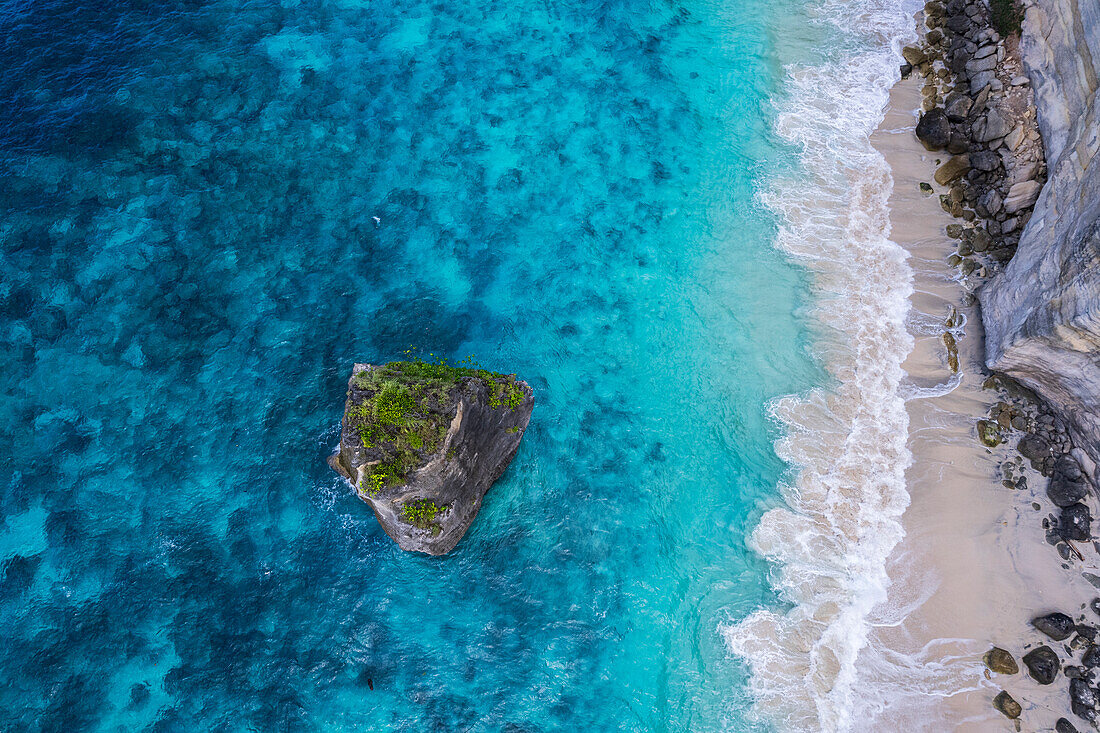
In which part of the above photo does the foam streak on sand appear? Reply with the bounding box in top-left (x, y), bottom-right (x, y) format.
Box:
top-left (722, 1), bottom-right (920, 730)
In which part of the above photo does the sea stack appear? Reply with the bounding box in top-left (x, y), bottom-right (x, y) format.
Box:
top-left (330, 360), bottom-right (533, 555)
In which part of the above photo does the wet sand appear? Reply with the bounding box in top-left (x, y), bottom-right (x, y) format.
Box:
top-left (865, 75), bottom-right (1100, 730)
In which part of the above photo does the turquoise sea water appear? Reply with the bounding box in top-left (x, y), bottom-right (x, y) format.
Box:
top-left (0, 0), bottom-right (852, 729)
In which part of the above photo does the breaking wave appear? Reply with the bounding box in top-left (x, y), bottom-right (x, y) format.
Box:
top-left (721, 0), bottom-right (928, 730)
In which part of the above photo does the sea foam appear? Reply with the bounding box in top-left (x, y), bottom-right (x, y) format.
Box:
top-left (720, 0), bottom-right (928, 730)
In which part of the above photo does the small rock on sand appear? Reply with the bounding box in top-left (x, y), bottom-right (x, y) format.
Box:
top-left (1022, 645), bottom-right (1061, 684)
top-left (984, 647), bottom-right (1019, 675)
top-left (935, 154), bottom-right (970, 185)
top-left (993, 690), bottom-right (1022, 719)
top-left (1032, 612), bottom-right (1076, 641)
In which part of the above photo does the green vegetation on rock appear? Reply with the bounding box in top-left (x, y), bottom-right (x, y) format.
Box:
top-left (977, 418), bottom-right (1002, 447)
top-left (348, 356), bottom-right (526, 491)
top-left (399, 498), bottom-right (448, 529)
top-left (990, 0), bottom-right (1022, 36)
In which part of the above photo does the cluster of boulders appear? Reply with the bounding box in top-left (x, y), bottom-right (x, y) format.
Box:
top-left (987, 610), bottom-right (1100, 730)
top-left (980, 374), bottom-right (1098, 564)
top-left (904, 0), bottom-right (1047, 285)
top-left (978, 379), bottom-right (1100, 726)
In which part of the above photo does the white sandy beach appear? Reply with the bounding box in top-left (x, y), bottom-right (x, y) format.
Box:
top-left (863, 74), bottom-right (1100, 731)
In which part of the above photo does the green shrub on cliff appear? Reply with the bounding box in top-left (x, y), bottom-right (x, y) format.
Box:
top-left (374, 381), bottom-right (414, 424)
top-left (991, 0), bottom-right (1022, 36)
top-left (399, 498), bottom-right (447, 529)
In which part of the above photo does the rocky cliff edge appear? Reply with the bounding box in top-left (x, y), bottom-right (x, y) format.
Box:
top-left (980, 0), bottom-right (1100, 464)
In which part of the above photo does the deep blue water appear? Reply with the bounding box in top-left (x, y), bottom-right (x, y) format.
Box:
top-left (0, 0), bottom-right (821, 729)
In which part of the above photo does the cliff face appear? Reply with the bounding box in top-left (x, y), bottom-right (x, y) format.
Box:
top-left (330, 361), bottom-right (533, 555)
top-left (980, 0), bottom-right (1100, 461)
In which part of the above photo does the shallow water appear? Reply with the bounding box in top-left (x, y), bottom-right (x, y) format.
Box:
top-left (0, 0), bottom-right (837, 729)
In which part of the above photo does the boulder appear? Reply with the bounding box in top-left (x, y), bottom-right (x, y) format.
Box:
top-left (971, 151), bottom-right (1001, 172)
top-left (1023, 645), bottom-right (1061, 683)
top-left (329, 360), bottom-right (534, 555)
top-left (1033, 612), bottom-right (1076, 641)
top-left (978, 190), bottom-right (1003, 219)
top-left (1057, 455), bottom-right (1086, 482)
top-left (1006, 125), bottom-right (1026, 151)
top-left (1003, 180), bottom-right (1043, 213)
top-left (974, 110), bottom-right (1009, 142)
top-left (1061, 503), bottom-right (1092, 541)
top-left (1083, 645), bottom-right (1100, 668)
top-left (1071, 678), bottom-right (1099, 718)
top-left (970, 70), bottom-right (996, 94)
top-left (992, 690), bottom-right (1021, 719)
top-left (966, 54), bottom-right (998, 75)
top-left (1049, 473), bottom-right (1090, 507)
top-left (945, 15), bottom-right (971, 33)
top-left (1018, 433), bottom-right (1051, 465)
top-left (977, 419), bottom-right (1002, 447)
top-left (1057, 718), bottom-right (1081, 733)
top-left (973, 43), bottom-right (997, 59)
top-left (902, 46), bottom-right (927, 66)
top-left (946, 133), bottom-right (970, 154)
top-left (935, 155), bottom-right (971, 185)
top-left (916, 108), bottom-right (952, 150)
top-left (984, 647), bottom-right (1019, 674)
top-left (944, 92), bottom-right (973, 121)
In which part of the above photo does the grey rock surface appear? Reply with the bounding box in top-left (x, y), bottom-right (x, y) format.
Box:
top-left (980, 0), bottom-right (1100, 466)
top-left (329, 362), bottom-right (533, 555)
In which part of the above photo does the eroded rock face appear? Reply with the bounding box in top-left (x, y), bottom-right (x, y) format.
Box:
top-left (329, 361), bottom-right (533, 555)
top-left (980, 0), bottom-right (1100, 467)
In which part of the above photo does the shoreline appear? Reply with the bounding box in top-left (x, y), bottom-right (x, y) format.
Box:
top-left (867, 73), bottom-right (1088, 730)
top-left (867, 3), bottom-right (1100, 728)
top-left (720, 0), bottom-right (920, 726)
top-left (725, 0), bottom-right (1099, 728)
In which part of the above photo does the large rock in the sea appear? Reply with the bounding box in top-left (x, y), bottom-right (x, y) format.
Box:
top-left (329, 361), bottom-right (533, 555)
top-left (979, 0), bottom-right (1100, 470)
top-left (1023, 645), bottom-right (1061, 684)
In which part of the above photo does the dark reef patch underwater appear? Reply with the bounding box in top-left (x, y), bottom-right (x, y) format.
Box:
top-left (0, 0), bottom-right (819, 729)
